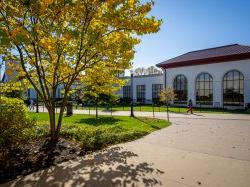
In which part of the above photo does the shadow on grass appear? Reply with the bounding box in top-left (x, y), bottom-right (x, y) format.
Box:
top-left (134, 117), bottom-right (162, 130)
top-left (75, 117), bottom-right (121, 126)
top-left (5, 147), bottom-right (164, 187)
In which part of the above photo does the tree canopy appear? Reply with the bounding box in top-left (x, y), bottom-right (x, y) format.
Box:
top-left (0, 0), bottom-right (161, 140)
top-left (133, 66), bottom-right (162, 76)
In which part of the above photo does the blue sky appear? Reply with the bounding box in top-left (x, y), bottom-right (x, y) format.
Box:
top-left (1, 0), bottom-right (250, 79)
top-left (133, 0), bottom-right (250, 69)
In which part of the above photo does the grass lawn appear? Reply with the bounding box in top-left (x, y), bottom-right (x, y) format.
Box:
top-left (75, 104), bottom-right (250, 114)
top-left (29, 113), bottom-right (170, 151)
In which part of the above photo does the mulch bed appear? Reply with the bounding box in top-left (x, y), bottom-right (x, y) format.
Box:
top-left (0, 138), bottom-right (83, 184)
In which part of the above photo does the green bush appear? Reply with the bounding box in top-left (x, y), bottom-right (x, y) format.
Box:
top-left (29, 113), bottom-right (169, 152)
top-left (60, 124), bottom-right (147, 151)
top-left (0, 96), bottom-right (35, 152)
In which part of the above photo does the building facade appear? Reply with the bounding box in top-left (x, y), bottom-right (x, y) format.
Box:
top-left (117, 74), bottom-right (164, 104)
top-left (160, 59), bottom-right (250, 108)
top-left (119, 44), bottom-right (250, 108)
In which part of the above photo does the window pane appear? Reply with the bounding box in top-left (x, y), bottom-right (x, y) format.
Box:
top-left (227, 72), bottom-right (233, 81)
top-left (227, 80), bottom-right (233, 89)
top-left (204, 74), bottom-right (209, 81)
top-left (200, 81), bottom-right (204, 89)
top-left (152, 84), bottom-right (163, 102)
top-left (234, 80), bottom-right (239, 90)
top-left (173, 75), bottom-right (188, 103)
top-left (199, 73), bottom-right (205, 80)
top-left (223, 70), bottom-right (244, 106)
top-left (137, 85), bottom-right (145, 103)
top-left (233, 71), bottom-right (240, 80)
top-left (196, 82), bottom-right (200, 90)
top-left (195, 73), bottom-right (213, 105)
top-left (205, 81), bottom-right (209, 89)
top-left (240, 80), bottom-right (243, 89)
top-left (123, 86), bottom-right (131, 99)
top-left (209, 81), bottom-right (213, 90)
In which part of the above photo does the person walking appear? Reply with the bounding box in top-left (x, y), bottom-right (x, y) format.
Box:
top-left (29, 99), bottom-right (34, 111)
top-left (187, 99), bottom-right (193, 114)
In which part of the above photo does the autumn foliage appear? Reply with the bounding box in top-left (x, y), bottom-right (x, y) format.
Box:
top-left (0, 0), bottom-right (161, 141)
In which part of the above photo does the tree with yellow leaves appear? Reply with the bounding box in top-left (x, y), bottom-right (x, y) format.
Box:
top-left (79, 64), bottom-right (125, 118)
top-left (0, 0), bottom-right (161, 141)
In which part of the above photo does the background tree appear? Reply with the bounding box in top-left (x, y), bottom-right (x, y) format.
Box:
top-left (0, 0), bottom-right (161, 141)
top-left (146, 66), bottom-right (162, 75)
top-left (159, 87), bottom-right (175, 121)
top-left (134, 66), bottom-right (162, 76)
top-left (134, 67), bottom-right (146, 76)
top-left (77, 64), bottom-right (125, 118)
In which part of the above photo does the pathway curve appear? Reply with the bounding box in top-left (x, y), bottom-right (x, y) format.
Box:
top-left (6, 109), bottom-right (250, 187)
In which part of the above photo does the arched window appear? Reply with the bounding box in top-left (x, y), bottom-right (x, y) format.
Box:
top-left (173, 75), bottom-right (187, 104)
top-left (223, 70), bottom-right (244, 106)
top-left (196, 73), bottom-right (213, 105)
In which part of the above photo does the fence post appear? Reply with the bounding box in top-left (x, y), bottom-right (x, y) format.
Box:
top-left (167, 102), bottom-right (170, 121)
top-left (89, 104), bottom-right (90, 116)
top-left (152, 103), bottom-right (155, 117)
top-left (111, 104), bottom-right (112, 116)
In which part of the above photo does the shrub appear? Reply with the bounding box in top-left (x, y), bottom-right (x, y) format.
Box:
top-left (59, 124), bottom-right (147, 151)
top-left (0, 96), bottom-right (35, 152)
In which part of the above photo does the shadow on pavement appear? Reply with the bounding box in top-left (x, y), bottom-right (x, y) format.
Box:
top-left (5, 147), bottom-right (164, 187)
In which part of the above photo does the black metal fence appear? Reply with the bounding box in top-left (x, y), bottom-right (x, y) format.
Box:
top-left (25, 99), bottom-right (249, 116)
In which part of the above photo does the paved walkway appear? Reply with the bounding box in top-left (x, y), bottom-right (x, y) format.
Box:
top-left (3, 110), bottom-right (250, 187)
top-left (33, 106), bottom-right (250, 120)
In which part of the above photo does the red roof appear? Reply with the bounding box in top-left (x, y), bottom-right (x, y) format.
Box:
top-left (156, 44), bottom-right (250, 69)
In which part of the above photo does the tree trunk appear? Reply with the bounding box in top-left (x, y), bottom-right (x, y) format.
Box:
top-left (167, 102), bottom-right (169, 121)
top-left (48, 107), bottom-right (56, 141)
top-left (55, 104), bottom-right (66, 140)
top-left (95, 104), bottom-right (98, 118)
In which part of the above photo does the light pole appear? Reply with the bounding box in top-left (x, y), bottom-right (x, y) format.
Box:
top-left (36, 91), bottom-right (39, 113)
top-left (130, 70), bottom-right (134, 117)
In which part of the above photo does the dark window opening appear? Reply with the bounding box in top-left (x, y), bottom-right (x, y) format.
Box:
top-left (196, 73), bottom-right (213, 105)
top-left (136, 85), bottom-right (146, 103)
top-left (152, 84), bottom-right (163, 104)
top-left (223, 70), bottom-right (244, 106)
top-left (173, 75), bottom-right (187, 104)
top-left (122, 86), bottom-right (131, 103)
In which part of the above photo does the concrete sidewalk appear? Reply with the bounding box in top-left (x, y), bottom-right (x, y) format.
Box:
top-left (33, 106), bottom-right (250, 121)
top-left (3, 113), bottom-right (250, 187)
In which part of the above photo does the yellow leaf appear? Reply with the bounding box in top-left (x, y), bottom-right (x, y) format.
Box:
top-left (42, 0), bottom-right (53, 5)
top-left (6, 69), bottom-right (14, 76)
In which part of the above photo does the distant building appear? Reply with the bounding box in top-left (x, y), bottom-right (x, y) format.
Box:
top-left (117, 74), bottom-right (164, 104)
top-left (118, 44), bottom-right (250, 108)
top-left (156, 44), bottom-right (250, 108)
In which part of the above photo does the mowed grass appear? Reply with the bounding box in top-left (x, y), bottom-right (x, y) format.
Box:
top-left (29, 113), bottom-right (170, 151)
